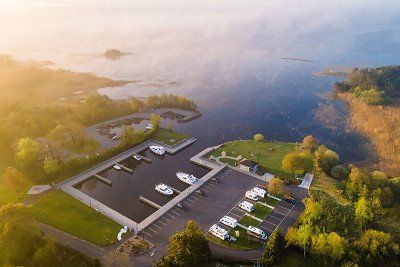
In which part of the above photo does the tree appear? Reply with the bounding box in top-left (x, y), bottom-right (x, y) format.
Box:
top-left (253, 133), bottom-right (265, 142)
top-left (356, 229), bottom-right (399, 265)
top-left (355, 197), bottom-right (373, 229)
top-left (120, 126), bottom-right (135, 147)
top-left (315, 145), bottom-right (339, 174)
top-left (32, 239), bottom-right (59, 266)
top-left (43, 155), bottom-right (60, 175)
top-left (150, 114), bottom-right (161, 131)
top-left (302, 135), bottom-right (317, 150)
top-left (311, 232), bottom-right (347, 264)
top-left (0, 203), bottom-right (39, 266)
top-left (268, 177), bottom-right (284, 196)
top-left (130, 99), bottom-right (145, 112)
top-left (15, 137), bottom-right (40, 169)
top-left (296, 224), bottom-right (312, 257)
top-left (282, 152), bottom-right (314, 178)
top-left (331, 165), bottom-right (350, 180)
top-left (166, 220), bottom-right (211, 266)
top-left (2, 167), bottom-right (27, 195)
top-left (261, 229), bottom-right (285, 265)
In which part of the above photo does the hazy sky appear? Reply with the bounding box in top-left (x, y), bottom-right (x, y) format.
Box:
top-left (1, 0), bottom-right (399, 97)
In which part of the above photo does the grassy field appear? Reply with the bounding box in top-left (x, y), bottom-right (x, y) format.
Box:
top-left (31, 190), bottom-right (121, 247)
top-left (310, 170), bottom-right (349, 205)
top-left (238, 215), bottom-right (261, 227)
top-left (152, 128), bottom-right (190, 146)
top-left (209, 140), bottom-right (300, 179)
top-left (260, 196), bottom-right (280, 207)
top-left (253, 203), bottom-right (272, 219)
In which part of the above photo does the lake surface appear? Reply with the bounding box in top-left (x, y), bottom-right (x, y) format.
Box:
top-left (1, 0), bottom-right (400, 162)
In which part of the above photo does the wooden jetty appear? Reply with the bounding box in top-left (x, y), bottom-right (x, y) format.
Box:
top-left (139, 196), bottom-right (162, 209)
top-left (93, 174), bottom-right (112, 186)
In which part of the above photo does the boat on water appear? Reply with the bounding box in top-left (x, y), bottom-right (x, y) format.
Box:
top-left (113, 164), bottom-right (122, 170)
top-left (150, 145), bottom-right (165, 155)
top-left (176, 172), bottom-right (198, 185)
top-left (133, 154), bottom-right (142, 161)
top-left (155, 183), bottom-right (173, 196)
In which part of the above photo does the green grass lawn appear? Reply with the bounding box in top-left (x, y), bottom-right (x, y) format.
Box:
top-left (152, 127), bottom-right (190, 146)
top-left (238, 215), bottom-right (261, 227)
top-left (207, 227), bottom-right (262, 250)
top-left (209, 140), bottom-right (300, 179)
top-left (253, 203), bottom-right (272, 219)
top-left (219, 157), bottom-right (238, 166)
top-left (311, 170), bottom-right (349, 205)
top-left (260, 196), bottom-right (280, 207)
top-left (31, 190), bottom-right (122, 247)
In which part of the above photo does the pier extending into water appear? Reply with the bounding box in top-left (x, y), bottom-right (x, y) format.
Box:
top-left (116, 163), bottom-right (133, 174)
top-left (139, 196), bottom-right (162, 209)
top-left (93, 174), bottom-right (112, 186)
top-left (58, 137), bottom-right (197, 230)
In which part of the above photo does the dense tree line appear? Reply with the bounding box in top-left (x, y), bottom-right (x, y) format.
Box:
top-left (333, 66), bottom-right (400, 105)
top-left (281, 136), bottom-right (400, 266)
top-left (0, 203), bottom-right (100, 267)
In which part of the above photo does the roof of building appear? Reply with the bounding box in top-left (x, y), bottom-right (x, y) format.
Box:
top-left (239, 159), bottom-right (259, 168)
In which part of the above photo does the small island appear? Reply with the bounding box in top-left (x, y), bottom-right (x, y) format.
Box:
top-left (104, 49), bottom-right (127, 60)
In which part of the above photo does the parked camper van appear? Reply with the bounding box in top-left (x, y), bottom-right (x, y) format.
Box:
top-left (238, 201), bottom-right (254, 212)
top-left (209, 224), bottom-right (228, 240)
top-left (251, 187), bottom-right (267, 198)
top-left (245, 190), bottom-right (259, 201)
top-left (247, 225), bottom-right (268, 240)
top-left (219, 215), bottom-right (238, 228)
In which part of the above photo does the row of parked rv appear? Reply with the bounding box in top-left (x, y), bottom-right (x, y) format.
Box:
top-left (209, 185), bottom-right (269, 242)
top-left (209, 214), bottom-right (268, 241)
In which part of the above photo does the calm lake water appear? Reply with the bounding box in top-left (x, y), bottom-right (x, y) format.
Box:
top-left (2, 1), bottom-right (400, 219)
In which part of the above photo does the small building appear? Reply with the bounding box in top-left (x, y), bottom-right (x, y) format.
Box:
top-left (238, 159), bottom-right (259, 173)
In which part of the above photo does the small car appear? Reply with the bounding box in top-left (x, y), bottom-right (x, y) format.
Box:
top-left (177, 203), bottom-right (188, 211)
top-left (283, 194), bottom-right (298, 205)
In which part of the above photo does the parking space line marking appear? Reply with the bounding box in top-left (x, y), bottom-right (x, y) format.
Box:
top-left (203, 185), bottom-right (212, 189)
top-left (165, 213), bottom-right (175, 219)
top-left (182, 201), bottom-right (192, 206)
top-left (276, 205), bottom-right (291, 211)
top-left (190, 196), bottom-right (199, 201)
top-left (276, 203), bottom-right (295, 229)
top-left (227, 212), bottom-right (241, 219)
top-left (273, 209), bottom-right (287, 216)
top-left (263, 220), bottom-right (278, 226)
top-left (173, 207), bottom-right (182, 213)
top-left (148, 227), bottom-right (157, 234)
top-left (185, 198), bottom-right (195, 203)
top-left (158, 220), bottom-right (166, 226)
top-left (269, 214), bottom-right (283, 221)
top-left (202, 188), bottom-right (209, 192)
top-left (152, 224), bottom-right (162, 230)
top-left (143, 231), bottom-right (152, 237)
top-left (170, 210), bottom-right (179, 215)
top-left (162, 217), bottom-right (172, 223)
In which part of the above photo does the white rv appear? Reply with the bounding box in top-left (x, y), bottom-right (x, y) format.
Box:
top-left (219, 216), bottom-right (238, 228)
top-left (209, 224), bottom-right (228, 240)
top-left (247, 225), bottom-right (268, 240)
top-left (238, 201), bottom-right (254, 212)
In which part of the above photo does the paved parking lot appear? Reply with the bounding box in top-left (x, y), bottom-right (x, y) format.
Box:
top-left (134, 168), bottom-right (307, 264)
top-left (137, 168), bottom-right (261, 260)
top-left (258, 200), bottom-right (295, 236)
